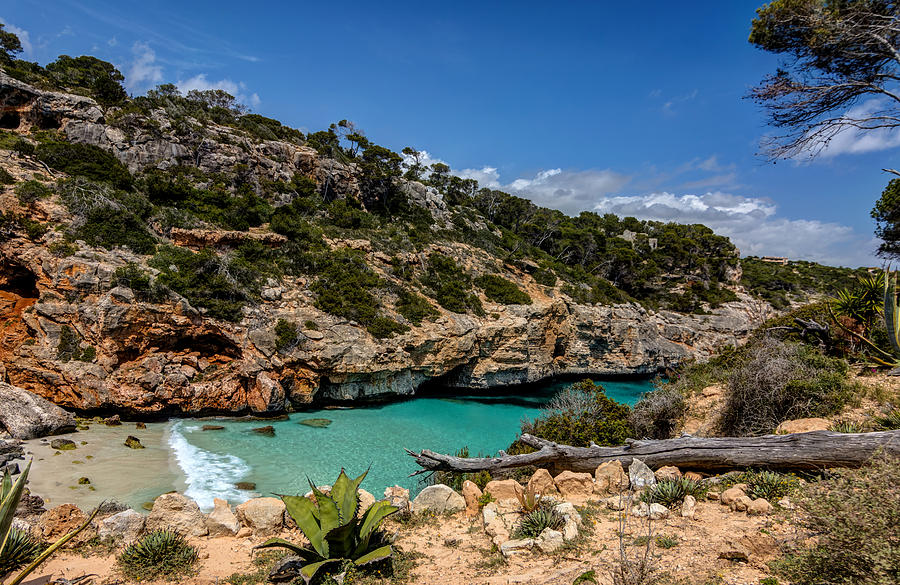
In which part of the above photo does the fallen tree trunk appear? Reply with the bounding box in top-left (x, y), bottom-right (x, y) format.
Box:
top-left (407, 430), bottom-right (900, 475)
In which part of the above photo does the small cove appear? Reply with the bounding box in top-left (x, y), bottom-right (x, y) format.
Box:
top-left (24, 378), bottom-right (654, 511)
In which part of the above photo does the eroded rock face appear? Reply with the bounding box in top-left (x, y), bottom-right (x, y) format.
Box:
top-left (0, 74), bottom-right (774, 416)
top-left (0, 383), bottom-right (75, 439)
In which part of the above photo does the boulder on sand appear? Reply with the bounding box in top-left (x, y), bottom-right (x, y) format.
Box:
top-left (235, 497), bottom-right (286, 535)
top-left (147, 493), bottom-right (208, 537)
top-left (0, 383), bottom-right (75, 439)
top-left (410, 485), bottom-right (465, 514)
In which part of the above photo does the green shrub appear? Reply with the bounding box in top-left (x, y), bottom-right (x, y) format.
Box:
top-left (0, 167), bottom-right (15, 185)
top-left (149, 246), bottom-right (259, 321)
top-left (655, 535), bottom-right (679, 549)
top-left (14, 180), bottom-right (51, 205)
top-left (16, 215), bottom-right (46, 241)
top-left (117, 530), bottom-right (198, 580)
top-left (310, 249), bottom-right (406, 337)
top-left (396, 289), bottom-right (439, 326)
top-left (274, 319), bottom-right (298, 352)
top-left (522, 379), bottom-right (632, 447)
top-left (112, 263), bottom-right (166, 302)
top-left (630, 384), bottom-right (686, 439)
top-left (58, 178), bottom-right (156, 254)
top-left (512, 505), bottom-right (565, 539)
top-left (773, 455), bottom-right (899, 585)
top-left (49, 241), bottom-right (78, 257)
top-left (475, 274), bottom-right (532, 305)
top-left (532, 268), bottom-right (557, 287)
top-left (719, 337), bottom-right (856, 436)
top-left (741, 470), bottom-right (797, 501)
top-left (304, 320), bottom-right (319, 331)
top-left (35, 142), bottom-right (132, 189)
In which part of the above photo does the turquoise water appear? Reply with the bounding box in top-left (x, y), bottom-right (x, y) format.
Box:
top-left (171, 378), bottom-right (654, 509)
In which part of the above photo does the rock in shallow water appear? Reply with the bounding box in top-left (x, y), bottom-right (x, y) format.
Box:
top-left (202, 424), bottom-right (225, 431)
top-left (298, 418), bottom-right (332, 428)
top-left (50, 438), bottom-right (76, 451)
top-left (124, 435), bottom-right (144, 449)
top-left (251, 425), bottom-right (275, 436)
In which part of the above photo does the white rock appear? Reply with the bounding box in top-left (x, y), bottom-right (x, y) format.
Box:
top-left (500, 538), bottom-right (534, 557)
top-left (98, 509), bottom-right (145, 543)
top-left (147, 493), bottom-right (208, 537)
top-left (628, 458), bottom-right (656, 489)
top-left (410, 484), bottom-right (465, 514)
top-left (554, 502), bottom-right (582, 526)
top-left (536, 528), bottom-right (565, 553)
top-left (562, 518), bottom-right (579, 541)
top-left (206, 498), bottom-right (240, 537)
top-left (649, 503), bottom-right (669, 520)
top-left (681, 495), bottom-right (696, 519)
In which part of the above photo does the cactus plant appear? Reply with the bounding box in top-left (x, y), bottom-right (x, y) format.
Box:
top-left (117, 530), bottom-right (198, 579)
top-left (255, 469), bottom-right (398, 583)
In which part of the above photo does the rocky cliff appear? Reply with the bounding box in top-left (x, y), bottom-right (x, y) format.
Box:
top-left (0, 72), bottom-right (775, 416)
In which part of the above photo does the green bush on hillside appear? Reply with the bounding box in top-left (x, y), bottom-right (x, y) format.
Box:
top-left (420, 253), bottom-right (485, 315)
top-left (35, 142), bottom-right (132, 189)
top-left (58, 178), bottom-right (156, 254)
top-left (719, 337), bottom-right (856, 436)
top-left (475, 274), bottom-right (532, 305)
top-left (309, 249), bottom-right (408, 338)
top-left (774, 455), bottom-right (899, 585)
top-left (395, 288), bottom-right (439, 326)
top-left (521, 379), bottom-right (632, 447)
top-left (14, 180), bottom-right (51, 205)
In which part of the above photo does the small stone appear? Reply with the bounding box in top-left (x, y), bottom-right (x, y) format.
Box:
top-left (536, 528), bottom-right (565, 553)
top-left (654, 466), bottom-right (682, 481)
top-left (649, 503), bottom-right (669, 520)
top-left (629, 458), bottom-right (656, 489)
top-left (681, 495), bottom-right (696, 519)
top-left (235, 482), bottom-right (256, 491)
top-left (104, 415), bottom-right (122, 426)
top-left (500, 538), bottom-right (534, 557)
top-left (554, 502), bottom-right (582, 526)
top-left (251, 425), bottom-right (275, 436)
top-left (526, 468), bottom-right (559, 498)
top-left (777, 496), bottom-right (795, 510)
top-left (562, 519), bottom-right (578, 541)
top-left (384, 485), bottom-right (410, 512)
top-left (747, 498), bottom-right (772, 516)
top-left (707, 491), bottom-right (721, 501)
top-left (461, 480), bottom-right (483, 517)
top-left (731, 495), bottom-right (753, 512)
top-left (553, 471), bottom-right (594, 502)
top-left (50, 439), bottom-right (76, 451)
top-left (124, 436), bottom-right (144, 449)
top-left (236, 526), bottom-right (252, 538)
top-left (410, 484), bottom-right (465, 514)
top-left (683, 471), bottom-right (704, 481)
top-left (481, 503), bottom-right (509, 547)
top-left (606, 495), bottom-right (629, 511)
top-left (595, 460), bottom-right (628, 495)
top-left (141, 501), bottom-right (154, 511)
top-left (77, 477), bottom-right (90, 485)
top-left (235, 497), bottom-right (287, 536)
top-left (206, 498), bottom-right (240, 536)
top-left (135, 422), bottom-right (147, 429)
top-left (720, 487), bottom-right (746, 507)
top-left (775, 418), bottom-right (830, 434)
top-left (632, 501), bottom-right (650, 517)
top-left (483, 479), bottom-right (524, 503)
top-left (98, 509), bottom-right (145, 544)
top-left (298, 418), bottom-right (332, 428)
top-left (202, 425), bottom-right (225, 431)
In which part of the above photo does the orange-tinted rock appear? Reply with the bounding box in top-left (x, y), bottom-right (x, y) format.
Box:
top-left (484, 479), bottom-right (524, 503)
top-left (34, 504), bottom-right (97, 546)
top-left (776, 418), bottom-right (831, 434)
top-left (526, 468), bottom-right (560, 498)
top-left (554, 471), bottom-right (595, 502)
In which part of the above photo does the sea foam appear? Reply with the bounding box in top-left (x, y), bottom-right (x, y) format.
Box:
top-left (168, 421), bottom-right (252, 511)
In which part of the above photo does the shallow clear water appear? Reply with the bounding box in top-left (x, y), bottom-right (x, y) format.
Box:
top-left (26, 378), bottom-right (654, 511)
top-left (172, 379), bottom-right (653, 509)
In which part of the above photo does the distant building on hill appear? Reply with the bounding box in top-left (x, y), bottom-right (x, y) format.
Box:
top-left (759, 256), bottom-right (789, 265)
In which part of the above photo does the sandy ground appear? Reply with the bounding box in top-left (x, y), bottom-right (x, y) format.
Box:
top-left (33, 497), bottom-right (790, 585)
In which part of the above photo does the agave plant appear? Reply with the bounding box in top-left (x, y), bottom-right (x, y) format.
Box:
top-left (515, 481), bottom-right (543, 513)
top-left (256, 469), bottom-right (398, 583)
top-left (512, 505), bottom-right (564, 539)
top-left (0, 527), bottom-right (42, 575)
top-left (874, 408), bottom-right (900, 430)
top-left (640, 477), bottom-right (706, 508)
top-left (117, 530), bottom-right (198, 579)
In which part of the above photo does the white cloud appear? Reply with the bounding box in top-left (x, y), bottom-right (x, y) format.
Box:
top-left (0, 20), bottom-right (33, 57)
top-left (125, 42), bottom-right (163, 91)
top-left (811, 99), bottom-right (900, 158)
top-left (591, 191), bottom-right (877, 267)
top-left (178, 74), bottom-right (261, 109)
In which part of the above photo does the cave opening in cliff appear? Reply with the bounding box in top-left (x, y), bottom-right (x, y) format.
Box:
top-left (35, 114), bottom-right (60, 130)
top-left (0, 261), bottom-right (39, 299)
top-left (0, 112), bottom-right (20, 130)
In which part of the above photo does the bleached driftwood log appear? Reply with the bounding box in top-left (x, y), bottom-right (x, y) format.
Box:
top-left (407, 430), bottom-right (900, 475)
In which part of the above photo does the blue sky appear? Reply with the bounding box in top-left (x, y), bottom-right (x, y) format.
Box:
top-left (3, 0), bottom-right (897, 266)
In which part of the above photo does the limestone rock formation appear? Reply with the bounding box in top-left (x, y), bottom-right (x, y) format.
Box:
top-left (0, 383), bottom-right (75, 439)
top-left (410, 484), bottom-right (465, 514)
top-left (146, 493), bottom-right (208, 537)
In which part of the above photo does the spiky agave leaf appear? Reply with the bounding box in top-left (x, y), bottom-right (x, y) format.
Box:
top-left (0, 527), bottom-right (42, 575)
